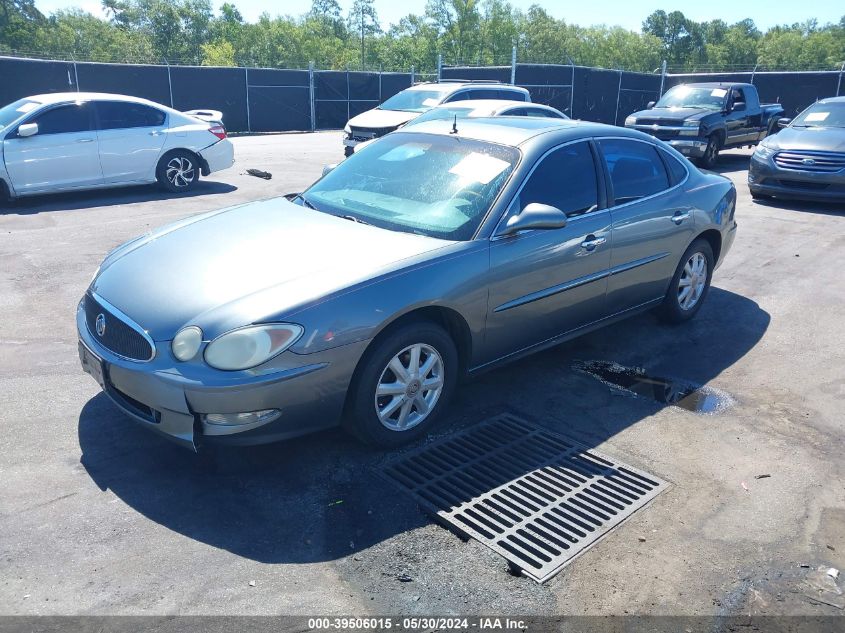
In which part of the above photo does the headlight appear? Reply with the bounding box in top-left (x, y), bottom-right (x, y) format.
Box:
top-left (624, 116), bottom-right (636, 127)
top-left (679, 120), bottom-right (700, 136)
top-left (753, 142), bottom-right (776, 160)
top-left (204, 324), bottom-right (303, 371)
top-left (172, 326), bottom-right (203, 361)
top-left (344, 124), bottom-right (351, 135)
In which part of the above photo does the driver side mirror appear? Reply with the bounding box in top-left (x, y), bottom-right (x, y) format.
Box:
top-left (646, 101), bottom-right (656, 109)
top-left (321, 163), bottom-right (338, 177)
top-left (731, 102), bottom-right (746, 112)
top-left (501, 203), bottom-right (567, 236)
top-left (17, 123), bottom-right (38, 138)
top-left (777, 117), bottom-right (791, 129)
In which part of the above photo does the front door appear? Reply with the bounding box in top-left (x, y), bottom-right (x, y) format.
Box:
top-left (95, 101), bottom-right (168, 183)
top-left (596, 138), bottom-right (695, 314)
top-left (3, 102), bottom-right (101, 194)
top-left (483, 141), bottom-right (612, 365)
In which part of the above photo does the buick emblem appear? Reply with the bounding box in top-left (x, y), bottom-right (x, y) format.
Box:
top-left (95, 313), bottom-right (106, 337)
top-left (802, 158), bottom-right (816, 166)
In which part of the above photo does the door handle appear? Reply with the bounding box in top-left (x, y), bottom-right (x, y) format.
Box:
top-left (148, 131), bottom-right (161, 136)
top-left (672, 211), bottom-right (691, 224)
top-left (76, 138), bottom-right (94, 143)
top-left (581, 235), bottom-right (607, 250)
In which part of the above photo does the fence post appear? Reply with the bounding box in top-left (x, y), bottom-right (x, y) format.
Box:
top-left (566, 56), bottom-right (575, 118)
top-left (410, 65), bottom-right (415, 85)
top-left (614, 69), bottom-right (623, 126)
top-left (837, 61), bottom-right (845, 97)
top-left (71, 54), bottom-right (79, 91)
top-left (437, 54), bottom-right (442, 82)
top-left (309, 61), bottom-right (316, 132)
top-left (510, 45), bottom-right (517, 85)
top-left (750, 63), bottom-right (759, 85)
top-left (659, 59), bottom-right (667, 97)
top-left (164, 58), bottom-right (174, 107)
top-left (346, 68), bottom-right (351, 126)
top-left (244, 66), bottom-right (251, 133)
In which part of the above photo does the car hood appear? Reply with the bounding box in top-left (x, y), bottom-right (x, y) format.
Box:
top-left (92, 198), bottom-right (453, 340)
top-left (347, 108), bottom-right (419, 130)
top-left (765, 126), bottom-right (845, 152)
top-left (631, 107), bottom-right (715, 123)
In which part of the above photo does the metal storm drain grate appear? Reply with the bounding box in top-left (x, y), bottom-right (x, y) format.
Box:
top-left (382, 413), bottom-right (669, 582)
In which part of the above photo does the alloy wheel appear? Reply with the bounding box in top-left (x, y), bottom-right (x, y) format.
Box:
top-left (375, 343), bottom-right (444, 431)
top-left (165, 157), bottom-right (195, 188)
top-left (677, 252), bottom-right (707, 310)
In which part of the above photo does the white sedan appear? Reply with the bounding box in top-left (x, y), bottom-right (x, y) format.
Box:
top-left (0, 92), bottom-right (234, 200)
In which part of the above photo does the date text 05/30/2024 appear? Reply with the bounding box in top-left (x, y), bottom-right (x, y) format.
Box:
top-left (308, 617), bottom-right (528, 630)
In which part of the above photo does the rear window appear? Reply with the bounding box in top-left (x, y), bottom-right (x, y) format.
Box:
top-left (659, 149), bottom-right (689, 186)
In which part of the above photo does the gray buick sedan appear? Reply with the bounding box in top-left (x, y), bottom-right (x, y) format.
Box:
top-left (78, 118), bottom-right (737, 450)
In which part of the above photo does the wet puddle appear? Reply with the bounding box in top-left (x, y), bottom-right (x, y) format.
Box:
top-left (573, 360), bottom-right (732, 413)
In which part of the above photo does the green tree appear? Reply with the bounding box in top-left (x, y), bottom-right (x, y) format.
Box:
top-left (0, 0), bottom-right (44, 50)
top-left (348, 0), bottom-right (379, 69)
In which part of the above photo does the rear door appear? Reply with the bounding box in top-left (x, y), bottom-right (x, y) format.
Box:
top-left (483, 141), bottom-right (612, 364)
top-left (3, 102), bottom-right (101, 194)
top-left (598, 138), bottom-right (695, 314)
top-left (94, 101), bottom-right (168, 183)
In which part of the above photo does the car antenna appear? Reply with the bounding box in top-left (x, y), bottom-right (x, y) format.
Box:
top-left (450, 114), bottom-right (458, 135)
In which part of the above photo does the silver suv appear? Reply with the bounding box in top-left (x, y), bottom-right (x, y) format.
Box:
top-left (342, 80), bottom-right (531, 156)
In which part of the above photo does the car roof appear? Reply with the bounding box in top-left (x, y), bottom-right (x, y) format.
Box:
top-left (24, 92), bottom-right (165, 107)
top-left (429, 99), bottom-right (533, 111)
top-left (817, 96), bottom-right (845, 105)
top-left (407, 82), bottom-right (528, 94)
top-left (403, 117), bottom-right (638, 147)
top-left (671, 82), bottom-right (753, 90)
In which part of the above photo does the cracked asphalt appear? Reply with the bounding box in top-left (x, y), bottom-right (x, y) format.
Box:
top-left (1, 134), bottom-right (843, 617)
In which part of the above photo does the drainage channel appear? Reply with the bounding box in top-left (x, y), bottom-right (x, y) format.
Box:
top-left (382, 413), bottom-right (669, 583)
top-left (573, 360), bottom-right (732, 413)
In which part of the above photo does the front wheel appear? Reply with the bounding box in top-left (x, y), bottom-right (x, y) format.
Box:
top-left (156, 150), bottom-right (199, 193)
top-left (657, 239), bottom-right (715, 324)
top-left (698, 134), bottom-right (722, 169)
top-left (346, 321), bottom-right (458, 447)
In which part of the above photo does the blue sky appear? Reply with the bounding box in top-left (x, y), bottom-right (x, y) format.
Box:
top-left (35, 0), bottom-right (844, 31)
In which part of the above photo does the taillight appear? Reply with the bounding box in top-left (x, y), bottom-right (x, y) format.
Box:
top-left (208, 125), bottom-right (227, 140)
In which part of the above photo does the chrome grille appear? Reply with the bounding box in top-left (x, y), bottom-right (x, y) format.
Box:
top-left (350, 126), bottom-right (396, 141)
top-left (774, 151), bottom-right (845, 173)
top-left (84, 293), bottom-right (154, 362)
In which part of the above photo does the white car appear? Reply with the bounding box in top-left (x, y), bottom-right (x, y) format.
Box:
top-left (407, 100), bottom-right (568, 127)
top-left (349, 100), bottom-right (568, 155)
top-left (342, 81), bottom-right (531, 156)
top-left (0, 92), bottom-right (234, 201)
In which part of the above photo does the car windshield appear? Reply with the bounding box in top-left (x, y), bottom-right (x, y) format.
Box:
top-left (655, 86), bottom-right (727, 110)
top-left (378, 89), bottom-right (451, 113)
top-left (301, 133), bottom-right (519, 241)
top-left (407, 106), bottom-right (487, 126)
top-left (791, 102), bottom-right (845, 128)
top-left (0, 98), bottom-right (42, 130)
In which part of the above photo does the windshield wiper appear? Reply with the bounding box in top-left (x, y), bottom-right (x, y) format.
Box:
top-left (340, 214), bottom-right (371, 226)
top-left (291, 193), bottom-right (316, 209)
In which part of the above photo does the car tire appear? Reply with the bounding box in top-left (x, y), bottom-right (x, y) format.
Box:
top-left (346, 321), bottom-right (458, 447)
top-left (750, 189), bottom-right (770, 201)
top-left (156, 150), bottom-right (200, 193)
top-left (698, 134), bottom-right (721, 169)
top-left (657, 239), bottom-right (715, 324)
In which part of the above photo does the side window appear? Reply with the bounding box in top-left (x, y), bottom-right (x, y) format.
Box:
top-left (526, 108), bottom-right (563, 119)
top-left (659, 148), bottom-right (689, 186)
top-left (599, 139), bottom-right (670, 204)
top-left (469, 89), bottom-right (501, 100)
top-left (731, 88), bottom-right (745, 105)
top-left (96, 102), bottom-right (166, 130)
top-left (499, 89), bottom-right (528, 102)
top-left (515, 142), bottom-right (599, 218)
top-left (28, 103), bottom-right (92, 135)
top-left (503, 108), bottom-right (527, 116)
top-left (444, 91), bottom-right (468, 102)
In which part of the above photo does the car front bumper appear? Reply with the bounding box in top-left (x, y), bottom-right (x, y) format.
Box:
top-left (77, 301), bottom-right (367, 450)
top-left (748, 152), bottom-right (845, 202)
top-left (199, 139), bottom-right (235, 175)
top-left (666, 138), bottom-right (708, 158)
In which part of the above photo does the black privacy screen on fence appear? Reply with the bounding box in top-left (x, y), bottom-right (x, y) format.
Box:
top-left (0, 56), bottom-right (841, 132)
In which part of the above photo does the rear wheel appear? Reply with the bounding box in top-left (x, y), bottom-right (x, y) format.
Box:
top-left (156, 150), bottom-right (199, 193)
top-left (346, 321), bottom-right (458, 447)
top-left (658, 239), bottom-right (714, 324)
top-left (750, 188), bottom-right (770, 201)
top-left (699, 134), bottom-right (722, 169)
